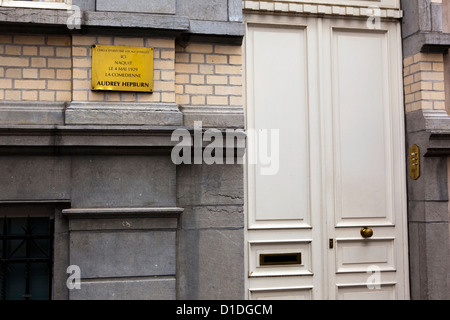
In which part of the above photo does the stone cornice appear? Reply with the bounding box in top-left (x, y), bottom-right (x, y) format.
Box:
top-left (243, 1), bottom-right (403, 19)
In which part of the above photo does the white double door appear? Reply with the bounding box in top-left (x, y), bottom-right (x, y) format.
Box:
top-left (244, 14), bottom-right (409, 300)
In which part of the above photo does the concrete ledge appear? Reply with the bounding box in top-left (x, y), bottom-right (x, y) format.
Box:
top-left (180, 105), bottom-right (244, 128)
top-left (0, 7), bottom-right (244, 40)
top-left (403, 31), bottom-right (450, 57)
top-left (62, 206), bottom-right (184, 219)
top-left (0, 101), bottom-right (65, 126)
top-left (189, 20), bottom-right (244, 37)
top-left (0, 8), bottom-right (189, 31)
top-left (65, 101), bottom-right (183, 126)
top-left (406, 109), bottom-right (450, 156)
top-left (84, 11), bottom-right (188, 30)
top-left (96, 0), bottom-right (176, 15)
top-left (69, 277), bottom-right (176, 300)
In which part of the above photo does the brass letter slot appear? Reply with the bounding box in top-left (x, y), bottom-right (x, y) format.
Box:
top-left (259, 253), bottom-right (302, 266)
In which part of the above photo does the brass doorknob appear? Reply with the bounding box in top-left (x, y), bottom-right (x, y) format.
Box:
top-left (360, 227), bottom-right (373, 238)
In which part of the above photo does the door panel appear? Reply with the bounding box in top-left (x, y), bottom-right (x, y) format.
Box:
top-left (245, 14), bottom-right (408, 300)
top-left (336, 239), bottom-right (396, 273)
top-left (324, 18), bottom-right (408, 299)
top-left (331, 29), bottom-right (394, 227)
top-left (247, 25), bottom-right (311, 229)
top-left (337, 284), bottom-right (396, 300)
top-left (249, 287), bottom-right (313, 300)
top-left (245, 17), bottom-right (323, 299)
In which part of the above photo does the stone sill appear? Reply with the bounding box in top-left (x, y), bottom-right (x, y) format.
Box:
top-left (406, 109), bottom-right (450, 157)
top-left (0, 7), bottom-right (244, 39)
top-left (62, 207), bottom-right (184, 219)
top-left (0, 7), bottom-right (188, 31)
top-left (403, 31), bottom-right (450, 56)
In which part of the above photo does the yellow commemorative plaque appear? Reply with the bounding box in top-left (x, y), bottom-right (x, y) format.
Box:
top-left (91, 45), bottom-right (154, 92)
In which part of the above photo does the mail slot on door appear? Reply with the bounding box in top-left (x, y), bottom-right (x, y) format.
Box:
top-left (259, 253), bottom-right (302, 266)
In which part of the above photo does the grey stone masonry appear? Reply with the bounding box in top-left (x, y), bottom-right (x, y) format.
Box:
top-left (402, 0), bottom-right (450, 56)
top-left (63, 207), bottom-right (183, 300)
top-left (402, 0), bottom-right (450, 300)
top-left (0, 0), bottom-right (244, 39)
top-left (0, 125), bottom-right (245, 300)
top-left (405, 109), bottom-right (450, 300)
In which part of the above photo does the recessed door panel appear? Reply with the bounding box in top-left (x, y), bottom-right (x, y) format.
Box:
top-left (249, 287), bottom-right (313, 300)
top-left (337, 284), bottom-right (396, 300)
top-left (247, 25), bottom-right (311, 229)
top-left (336, 239), bottom-right (395, 273)
top-left (331, 29), bottom-right (394, 227)
top-left (325, 19), bottom-right (408, 299)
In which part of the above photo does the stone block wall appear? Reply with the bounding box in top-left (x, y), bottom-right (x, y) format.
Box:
top-left (0, 0), bottom-right (245, 300)
top-left (401, 0), bottom-right (450, 300)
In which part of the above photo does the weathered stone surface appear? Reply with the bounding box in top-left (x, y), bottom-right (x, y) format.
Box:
top-left (405, 107), bottom-right (450, 300)
top-left (176, 163), bottom-right (245, 300)
top-left (53, 209), bottom-right (70, 300)
top-left (228, 0), bottom-right (243, 22)
top-left (177, 228), bottom-right (244, 300)
top-left (180, 205), bottom-right (243, 230)
top-left (402, 0), bottom-right (450, 56)
top-left (0, 102), bottom-right (64, 126)
top-left (177, 163), bottom-right (244, 206)
top-left (177, 0), bottom-right (228, 21)
top-left (71, 155), bottom-right (176, 208)
top-left (0, 156), bottom-right (71, 201)
top-left (188, 20), bottom-right (245, 37)
top-left (72, 0), bottom-right (95, 11)
top-left (68, 216), bottom-right (178, 231)
top-left (70, 230), bottom-right (176, 278)
top-left (96, 0), bottom-right (176, 14)
top-left (84, 11), bottom-right (189, 31)
top-left (65, 102), bottom-right (183, 127)
top-left (181, 106), bottom-right (244, 128)
top-left (69, 277), bottom-right (176, 300)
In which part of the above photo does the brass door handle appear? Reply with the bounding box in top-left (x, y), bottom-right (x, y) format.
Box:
top-left (360, 227), bottom-right (373, 238)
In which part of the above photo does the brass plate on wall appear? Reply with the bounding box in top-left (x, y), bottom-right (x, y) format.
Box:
top-left (409, 144), bottom-right (420, 180)
top-left (92, 45), bottom-right (154, 93)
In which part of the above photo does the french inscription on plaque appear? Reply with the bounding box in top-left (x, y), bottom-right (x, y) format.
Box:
top-left (91, 45), bottom-right (154, 93)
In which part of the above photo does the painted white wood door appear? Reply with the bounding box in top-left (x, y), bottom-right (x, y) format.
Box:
top-left (321, 18), bottom-right (409, 300)
top-left (244, 15), bottom-right (409, 300)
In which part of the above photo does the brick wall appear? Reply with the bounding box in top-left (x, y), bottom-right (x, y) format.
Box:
top-left (0, 33), bottom-right (244, 121)
top-left (175, 43), bottom-right (242, 107)
top-left (0, 34), bottom-right (71, 102)
top-left (403, 52), bottom-right (446, 112)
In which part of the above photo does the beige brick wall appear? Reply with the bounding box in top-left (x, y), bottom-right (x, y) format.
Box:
top-left (403, 53), bottom-right (446, 112)
top-left (175, 43), bottom-right (243, 107)
top-left (0, 33), bottom-right (243, 115)
top-left (72, 35), bottom-right (175, 103)
top-left (0, 34), bottom-right (71, 101)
